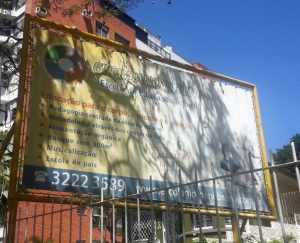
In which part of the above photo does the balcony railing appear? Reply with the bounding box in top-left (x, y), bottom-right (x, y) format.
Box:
top-left (148, 39), bottom-right (171, 59)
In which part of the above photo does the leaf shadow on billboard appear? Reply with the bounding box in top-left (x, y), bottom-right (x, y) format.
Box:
top-left (22, 28), bottom-right (269, 212)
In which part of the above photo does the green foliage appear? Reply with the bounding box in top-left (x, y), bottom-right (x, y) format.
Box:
top-left (273, 133), bottom-right (300, 164)
top-left (192, 238), bottom-right (208, 243)
top-left (0, 130), bottom-right (11, 187)
top-left (268, 239), bottom-right (282, 243)
top-left (283, 233), bottom-right (295, 242)
top-left (0, 198), bottom-right (7, 220)
top-left (0, 0), bottom-right (13, 9)
top-left (0, 130), bottom-right (8, 141)
top-left (0, 130), bottom-right (11, 220)
top-left (268, 233), bottom-right (295, 243)
top-left (241, 234), bottom-right (258, 243)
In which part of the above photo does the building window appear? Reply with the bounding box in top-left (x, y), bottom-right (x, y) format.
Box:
top-left (76, 241), bottom-right (85, 243)
top-left (115, 33), bottom-right (130, 46)
top-left (77, 206), bottom-right (86, 215)
top-left (0, 19), bottom-right (12, 36)
top-left (92, 207), bottom-right (101, 228)
top-left (193, 215), bottom-right (213, 228)
top-left (96, 22), bottom-right (109, 38)
top-left (11, 107), bottom-right (16, 121)
top-left (116, 217), bottom-right (123, 236)
top-left (225, 217), bottom-right (232, 225)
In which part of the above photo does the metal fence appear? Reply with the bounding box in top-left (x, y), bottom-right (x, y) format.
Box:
top-left (0, 140), bottom-right (299, 243)
top-left (281, 191), bottom-right (300, 224)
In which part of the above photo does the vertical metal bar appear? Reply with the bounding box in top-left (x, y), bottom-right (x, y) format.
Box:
top-left (50, 200), bottom-right (54, 241)
top-left (16, 207), bottom-right (21, 243)
top-left (16, 208), bottom-right (22, 243)
top-left (24, 203), bottom-right (29, 242)
top-left (2, 217), bottom-right (6, 243)
top-left (79, 195), bottom-right (83, 241)
top-left (164, 172), bottom-right (169, 243)
top-left (212, 179), bottom-right (222, 243)
top-left (270, 150), bottom-right (287, 242)
top-left (230, 173), bottom-right (240, 243)
top-left (4, 215), bottom-right (8, 243)
top-left (280, 194), bottom-right (287, 218)
top-left (172, 212), bottom-right (176, 243)
top-left (112, 189), bottom-right (116, 243)
top-left (291, 142), bottom-right (300, 193)
top-left (33, 203), bottom-right (37, 237)
top-left (124, 183), bottom-right (128, 243)
top-left (59, 197), bottom-right (63, 243)
top-left (69, 196), bottom-right (73, 243)
top-left (288, 192), bottom-right (293, 218)
top-left (100, 189), bottom-right (104, 243)
top-left (7, 199), bottom-right (18, 243)
top-left (42, 201), bottom-right (45, 242)
top-left (194, 170), bottom-right (204, 241)
top-left (178, 170), bottom-right (185, 243)
top-left (150, 176), bottom-right (155, 242)
top-left (248, 152), bottom-right (264, 242)
top-left (292, 192), bottom-right (296, 218)
top-left (90, 195), bottom-right (93, 243)
top-left (136, 181), bottom-right (141, 242)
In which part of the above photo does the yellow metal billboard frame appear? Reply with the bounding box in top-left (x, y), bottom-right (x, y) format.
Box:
top-left (7, 13), bottom-right (276, 241)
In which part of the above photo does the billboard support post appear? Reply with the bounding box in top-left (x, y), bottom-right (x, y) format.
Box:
top-left (252, 86), bottom-right (277, 217)
top-left (291, 142), bottom-right (300, 193)
top-left (7, 13), bottom-right (32, 243)
top-left (231, 215), bottom-right (240, 243)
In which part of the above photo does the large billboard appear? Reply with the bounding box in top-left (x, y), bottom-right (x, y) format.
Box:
top-left (21, 26), bottom-right (269, 212)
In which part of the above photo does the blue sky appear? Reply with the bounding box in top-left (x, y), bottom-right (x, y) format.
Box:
top-left (129, 0), bottom-right (300, 151)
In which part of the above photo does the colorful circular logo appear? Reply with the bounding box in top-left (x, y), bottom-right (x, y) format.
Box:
top-left (44, 44), bottom-right (87, 86)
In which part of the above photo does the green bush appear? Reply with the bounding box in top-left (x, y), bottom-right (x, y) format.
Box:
top-left (192, 238), bottom-right (208, 243)
top-left (283, 233), bottom-right (296, 243)
top-left (241, 234), bottom-right (258, 243)
top-left (268, 239), bottom-right (282, 243)
top-left (268, 233), bottom-right (295, 243)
